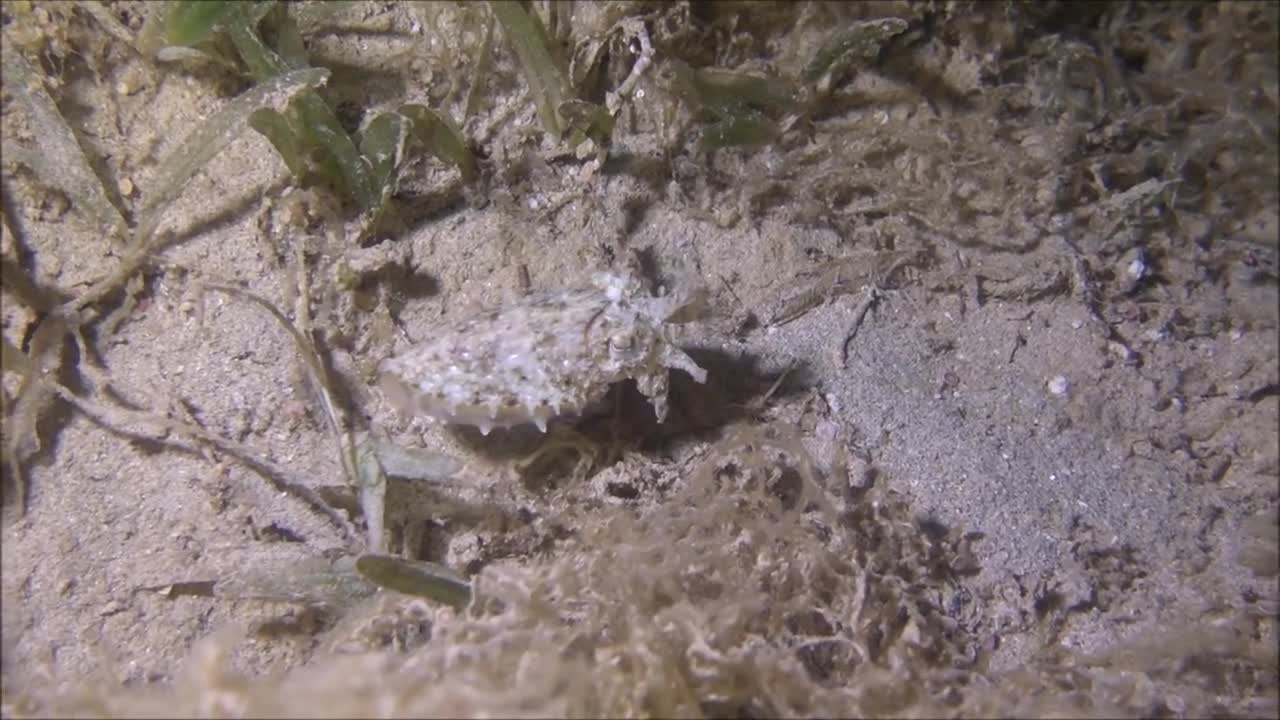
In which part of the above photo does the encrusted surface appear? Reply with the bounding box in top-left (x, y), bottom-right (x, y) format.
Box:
top-left (378, 272), bottom-right (707, 434)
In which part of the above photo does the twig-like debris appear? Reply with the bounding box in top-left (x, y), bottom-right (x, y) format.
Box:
top-left (839, 287), bottom-right (882, 369)
top-left (770, 251), bottom-right (916, 327)
top-left (2, 317), bottom-right (69, 512)
top-left (735, 364), bottom-right (794, 422)
top-left (606, 19), bottom-right (654, 117)
top-left (199, 282), bottom-right (371, 549)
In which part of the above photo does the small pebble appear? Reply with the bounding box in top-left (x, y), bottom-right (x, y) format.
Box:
top-left (1047, 375), bottom-right (1070, 396)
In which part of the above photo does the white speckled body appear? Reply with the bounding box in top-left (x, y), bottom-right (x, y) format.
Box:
top-left (378, 272), bottom-right (707, 434)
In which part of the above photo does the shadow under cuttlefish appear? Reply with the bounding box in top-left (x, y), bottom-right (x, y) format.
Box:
top-left (436, 346), bottom-right (814, 464)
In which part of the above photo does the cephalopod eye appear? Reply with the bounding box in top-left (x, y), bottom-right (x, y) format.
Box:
top-left (608, 330), bottom-right (637, 354)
